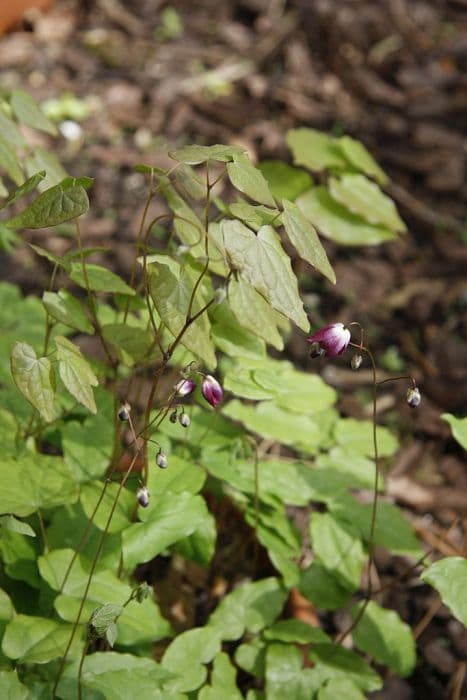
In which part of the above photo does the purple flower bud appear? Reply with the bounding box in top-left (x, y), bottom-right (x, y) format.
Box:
top-left (179, 412), bottom-right (190, 428)
top-left (351, 354), bottom-right (363, 370)
top-left (202, 375), bottom-right (223, 407)
top-left (117, 402), bottom-right (131, 421)
top-left (175, 379), bottom-right (196, 397)
top-left (406, 386), bottom-right (421, 408)
top-left (137, 486), bottom-right (150, 508)
top-left (156, 450), bottom-right (168, 469)
top-left (307, 322), bottom-right (351, 358)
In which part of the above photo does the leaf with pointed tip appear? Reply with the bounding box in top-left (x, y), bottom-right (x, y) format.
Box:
top-left (258, 160), bottom-right (313, 201)
top-left (442, 413), bottom-right (467, 450)
top-left (2, 615), bottom-right (78, 664)
top-left (0, 135), bottom-right (24, 186)
top-left (162, 627), bottom-right (222, 693)
top-left (296, 187), bottom-right (396, 246)
top-left (229, 200), bottom-right (280, 231)
top-left (311, 512), bottom-right (365, 591)
top-left (282, 199), bottom-right (335, 283)
top-left (60, 652), bottom-right (178, 700)
top-left (10, 90), bottom-right (57, 135)
top-left (421, 557), bottom-right (467, 626)
top-left (351, 600), bottom-right (416, 677)
top-left (339, 135), bottom-right (388, 184)
top-left (208, 577), bottom-right (287, 641)
top-left (199, 653), bottom-right (243, 700)
top-left (6, 180), bottom-right (89, 229)
top-left (169, 143), bottom-right (246, 165)
top-left (10, 341), bottom-right (55, 422)
top-left (287, 128), bottom-right (347, 171)
top-left (228, 276), bottom-right (284, 350)
top-left (55, 335), bottom-right (98, 413)
top-left (102, 323), bottom-right (155, 365)
top-left (329, 175), bottom-right (406, 232)
top-left (43, 290), bottom-right (94, 334)
top-left (0, 110), bottom-right (26, 148)
top-left (1, 172), bottom-right (46, 211)
top-left (227, 154), bottom-right (276, 207)
top-left (122, 492), bottom-right (209, 571)
top-left (222, 220), bottom-right (308, 331)
top-left (149, 263), bottom-right (216, 369)
top-left (69, 263), bottom-right (135, 295)
top-left (0, 454), bottom-right (78, 517)
top-left (26, 147), bottom-right (68, 190)
top-left (0, 515), bottom-right (35, 538)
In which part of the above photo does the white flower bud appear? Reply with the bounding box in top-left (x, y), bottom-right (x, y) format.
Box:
top-left (406, 386), bottom-right (421, 408)
top-left (156, 450), bottom-right (168, 469)
top-left (351, 354), bottom-right (363, 370)
top-left (117, 402), bottom-right (131, 421)
top-left (179, 412), bottom-right (190, 428)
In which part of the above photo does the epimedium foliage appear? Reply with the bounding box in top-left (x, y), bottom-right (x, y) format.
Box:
top-left (0, 90), bottom-right (462, 699)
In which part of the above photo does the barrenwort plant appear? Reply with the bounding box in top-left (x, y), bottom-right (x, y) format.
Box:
top-left (0, 89), bottom-right (465, 699)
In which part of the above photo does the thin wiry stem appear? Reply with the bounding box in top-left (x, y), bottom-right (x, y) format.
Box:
top-left (336, 343), bottom-right (379, 644)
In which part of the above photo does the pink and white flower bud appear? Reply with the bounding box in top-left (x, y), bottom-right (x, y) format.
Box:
top-left (351, 354), bottom-right (363, 370)
top-left (175, 378), bottom-right (196, 397)
top-left (307, 322), bottom-right (351, 358)
top-left (137, 486), bottom-right (150, 508)
top-left (201, 375), bottom-right (223, 407)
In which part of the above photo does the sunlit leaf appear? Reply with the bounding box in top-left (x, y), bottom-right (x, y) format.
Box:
top-left (338, 135), bottom-right (388, 185)
top-left (208, 577), bottom-right (287, 641)
top-left (0, 135), bottom-right (24, 186)
top-left (6, 180), bottom-right (89, 229)
top-left (10, 341), bottom-right (55, 422)
top-left (329, 175), bottom-right (406, 232)
top-left (287, 128), bottom-right (347, 171)
top-left (69, 263), bottom-right (135, 295)
top-left (0, 454), bottom-right (78, 517)
top-left (442, 413), bottom-right (467, 450)
top-left (258, 160), bottom-right (313, 201)
top-left (162, 627), bottom-right (221, 693)
top-left (149, 262), bottom-right (216, 369)
top-left (222, 220), bottom-right (309, 331)
top-left (297, 187), bottom-right (396, 246)
top-left (282, 199), bottom-right (336, 283)
top-left (170, 143), bottom-right (246, 165)
top-left (311, 512), bottom-right (365, 591)
top-left (351, 600), bottom-right (416, 677)
top-left (2, 615), bottom-right (78, 664)
top-left (421, 557), bottom-right (467, 626)
top-left (0, 171), bottom-right (45, 210)
top-left (43, 290), bottom-right (94, 334)
top-left (228, 277), bottom-right (284, 350)
top-left (55, 335), bottom-right (98, 413)
top-left (227, 154), bottom-right (276, 207)
top-left (0, 515), bottom-right (35, 538)
top-left (199, 652), bottom-right (242, 700)
top-left (10, 90), bottom-right (57, 135)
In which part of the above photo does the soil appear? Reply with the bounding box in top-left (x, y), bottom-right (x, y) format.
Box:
top-left (0, 1), bottom-right (466, 698)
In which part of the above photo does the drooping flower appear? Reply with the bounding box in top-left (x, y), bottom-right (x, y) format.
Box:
top-left (201, 375), bottom-right (223, 407)
top-left (175, 378), bottom-right (196, 397)
top-left (137, 486), bottom-right (150, 508)
top-left (117, 401), bottom-right (131, 421)
top-left (307, 322), bottom-right (351, 358)
top-left (351, 353), bottom-right (363, 370)
top-left (156, 450), bottom-right (168, 469)
top-left (179, 412), bottom-right (191, 428)
top-left (406, 386), bottom-right (421, 408)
